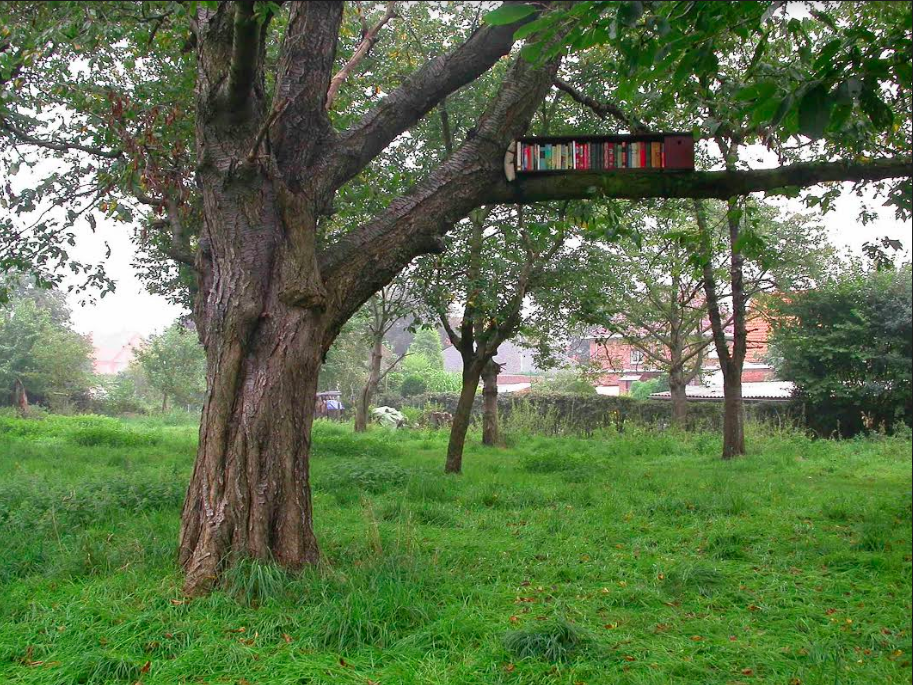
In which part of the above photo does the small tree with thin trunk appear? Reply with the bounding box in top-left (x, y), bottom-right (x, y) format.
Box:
top-left (353, 283), bottom-right (414, 432)
top-left (415, 204), bottom-right (600, 473)
top-left (582, 203), bottom-right (721, 425)
top-left (692, 196), bottom-right (834, 457)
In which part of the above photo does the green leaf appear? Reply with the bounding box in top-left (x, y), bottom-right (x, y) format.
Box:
top-left (482, 4), bottom-right (537, 26)
top-left (519, 41), bottom-right (544, 63)
top-left (859, 84), bottom-right (893, 130)
top-left (734, 80), bottom-right (778, 102)
top-left (813, 39), bottom-right (843, 72)
top-left (617, 1), bottom-right (644, 27)
top-left (798, 83), bottom-right (833, 139)
top-left (834, 77), bottom-right (863, 104)
top-left (894, 60), bottom-right (913, 88)
top-left (512, 14), bottom-right (559, 40)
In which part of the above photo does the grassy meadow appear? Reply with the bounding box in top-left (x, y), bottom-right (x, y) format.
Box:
top-left (0, 412), bottom-right (910, 684)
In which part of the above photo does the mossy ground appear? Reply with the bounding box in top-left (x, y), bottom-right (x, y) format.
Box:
top-left (0, 413), bottom-right (910, 684)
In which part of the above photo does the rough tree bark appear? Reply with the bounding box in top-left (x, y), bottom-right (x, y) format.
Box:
top-left (445, 357), bottom-right (485, 474)
top-left (481, 359), bottom-right (502, 446)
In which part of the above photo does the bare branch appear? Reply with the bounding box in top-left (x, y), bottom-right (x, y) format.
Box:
top-left (323, 3), bottom-right (543, 192)
top-left (1, 120), bottom-right (122, 159)
top-left (326, 2), bottom-right (398, 111)
top-left (553, 78), bottom-right (648, 133)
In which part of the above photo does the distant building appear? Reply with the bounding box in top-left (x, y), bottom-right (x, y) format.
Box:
top-left (92, 331), bottom-right (144, 375)
top-left (578, 304), bottom-right (779, 396)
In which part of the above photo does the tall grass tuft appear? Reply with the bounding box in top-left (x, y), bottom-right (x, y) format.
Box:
top-left (502, 618), bottom-right (592, 662)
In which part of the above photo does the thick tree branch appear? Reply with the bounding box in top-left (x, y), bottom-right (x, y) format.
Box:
top-left (553, 78), bottom-right (647, 133)
top-left (318, 49), bottom-right (562, 345)
top-left (326, 1), bottom-right (398, 111)
top-left (323, 3), bottom-right (542, 193)
top-left (226, 1), bottom-right (260, 114)
top-left (485, 156), bottom-right (913, 203)
top-left (272, 1), bottom-right (344, 178)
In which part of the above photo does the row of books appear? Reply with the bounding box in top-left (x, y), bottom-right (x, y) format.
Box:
top-left (516, 140), bottom-right (666, 172)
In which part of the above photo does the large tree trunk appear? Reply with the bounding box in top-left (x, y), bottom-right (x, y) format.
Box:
top-left (721, 361), bottom-right (745, 459)
top-left (179, 304), bottom-right (325, 595)
top-left (354, 335), bottom-right (384, 432)
top-left (481, 359), bottom-right (501, 446)
top-left (445, 361), bottom-right (484, 474)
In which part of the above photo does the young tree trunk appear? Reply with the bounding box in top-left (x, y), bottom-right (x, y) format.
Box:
top-left (668, 320), bottom-right (688, 426)
top-left (721, 361), bottom-right (745, 458)
top-left (481, 359), bottom-right (501, 446)
top-left (668, 366), bottom-right (688, 426)
top-left (14, 378), bottom-right (28, 417)
top-left (162, 393), bottom-right (169, 414)
top-left (445, 361), bottom-right (484, 474)
top-left (354, 335), bottom-right (384, 432)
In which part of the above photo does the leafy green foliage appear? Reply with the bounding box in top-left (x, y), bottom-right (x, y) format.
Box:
top-left (0, 280), bottom-right (93, 408)
top-left (629, 375), bottom-right (669, 400)
top-left (770, 264), bottom-right (913, 435)
top-left (134, 322), bottom-right (205, 410)
top-left (408, 327), bottom-right (445, 370)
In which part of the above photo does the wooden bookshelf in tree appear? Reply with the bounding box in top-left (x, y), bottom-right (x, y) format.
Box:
top-left (504, 133), bottom-right (694, 181)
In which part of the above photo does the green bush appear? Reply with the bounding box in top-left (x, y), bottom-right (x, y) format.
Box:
top-left (400, 375), bottom-right (428, 397)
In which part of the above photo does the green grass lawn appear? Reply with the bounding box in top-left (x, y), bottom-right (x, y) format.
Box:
top-left (0, 413), bottom-right (910, 684)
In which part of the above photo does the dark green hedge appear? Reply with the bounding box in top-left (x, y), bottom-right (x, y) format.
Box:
top-left (374, 391), bottom-right (801, 435)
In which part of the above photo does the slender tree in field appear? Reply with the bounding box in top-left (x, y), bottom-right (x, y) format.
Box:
top-left (2, 2), bottom-right (909, 592)
top-left (135, 322), bottom-right (206, 412)
top-left (415, 204), bottom-right (597, 473)
top-left (352, 283), bottom-right (414, 432)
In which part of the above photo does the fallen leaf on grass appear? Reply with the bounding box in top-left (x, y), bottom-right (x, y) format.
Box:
top-left (140, 661), bottom-right (151, 674)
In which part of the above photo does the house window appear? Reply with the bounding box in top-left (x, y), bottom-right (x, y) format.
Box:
top-left (630, 349), bottom-right (644, 365)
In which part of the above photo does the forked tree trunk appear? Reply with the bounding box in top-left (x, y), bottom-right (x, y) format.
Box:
top-left (178, 124), bottom-right (330, 595)
top-left (354, 335), bottom-right (384, 432)
top-left (481, 359), bottom-right (501, 446)
top-left (445, 361), bottom-right (484, 474)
